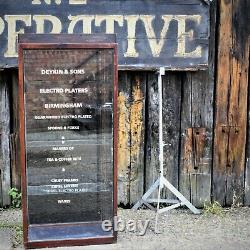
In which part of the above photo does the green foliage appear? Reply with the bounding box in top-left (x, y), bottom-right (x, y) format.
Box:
top-left (8, 188), bottom-right (22, 208)
top-left (203, 201), bottom-right (224, 216)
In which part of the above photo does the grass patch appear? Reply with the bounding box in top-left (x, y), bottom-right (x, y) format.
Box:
top-left (203, 201), bottom-right (224, 216)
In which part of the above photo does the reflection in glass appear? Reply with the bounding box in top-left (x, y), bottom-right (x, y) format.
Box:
top-left (23, 49), bottom-right (114, 228)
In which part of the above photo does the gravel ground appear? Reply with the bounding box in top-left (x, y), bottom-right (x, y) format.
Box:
top-left (117, 207), bottom-right (250, 250)
top-left (0, 208), bottom-right (22, 225)
top-left (0, 207), bottom-right (250, 250)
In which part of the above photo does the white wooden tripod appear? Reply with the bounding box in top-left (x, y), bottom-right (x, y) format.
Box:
top-left (133, 68), bottom-right (200, 231)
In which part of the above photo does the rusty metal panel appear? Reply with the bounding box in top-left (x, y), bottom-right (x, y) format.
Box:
top-left (0, 0), bottom-right (209, 70)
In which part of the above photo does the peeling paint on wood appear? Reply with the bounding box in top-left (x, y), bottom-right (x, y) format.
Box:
top-left (117, 72), bottom-right (146, 205)
top-left (118, 92), bottom-right (130, 172)
top-left (130, 80), bottom-right (143, 163)
top-left (117, 73), bottom-right (131, 205)
top-left (129, 73), bottom-right (146, 204)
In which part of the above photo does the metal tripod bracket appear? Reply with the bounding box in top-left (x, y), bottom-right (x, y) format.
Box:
top-left (133, 176), bottom-right (200, 215)
top-left (133, 67), bottom-right (201, 224)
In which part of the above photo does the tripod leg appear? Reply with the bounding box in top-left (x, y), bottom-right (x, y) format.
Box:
top-left (162, 177), bottom-right (201, 214)
top-left (132, 178), bottom-right (160, 210)
top-left (154, 181), bottom-right (162, 233)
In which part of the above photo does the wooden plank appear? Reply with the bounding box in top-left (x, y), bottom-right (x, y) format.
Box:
top-left (0, 71), bottom-right (11, 207)
top-left (10, 70), bottom-right (21, 190)
top-left (145, 73), bottom-right (159, 197)
top-left (213, 1), bottom-right (232, 205)
top-left (162, 73), bottom-right (182, 199)
top-left (117, 72), bottom-right (131, 205)
top-left (229, 0), bottom-right (249, 206)
top-left (190, 71), bottom-right (213, 207)
top-left (213, 0), bottom-right (232, 206)
top-left (179, 71), bottom-right (213, 207)
top-left (213, 0), bottom-right (249, 206)
top-left (145, 72), bottom-right (182, 200)
top-left (129, 72), bottom-right (146, 204)
top-left (179, 1), bottom-right (216, 207)
top-left (118, 71), bottom-right (146, 205)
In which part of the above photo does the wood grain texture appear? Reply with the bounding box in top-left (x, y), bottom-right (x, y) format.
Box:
top-left (145, 72), bottom-right (182, 200)
top-left (117, 72), bottom-right (131, 205)
top-left (117, 72), bottom-right (146, 205)
top-left (10, 71), bottom-right (21, 190)
top-left (129, 72), bottom-right (146, 204)
top-left (162, 73), bottom-right (182, 199)
top-left (0, 72), bottom-right (11, 207)
top-left (144, 73), bottom-right (159, 198)
top-left (213, 0), bottom-right (249, 206)
top-left (179, 71), bottom-right (214, 207)
top-left (179, 0), bottom-right (216, 207)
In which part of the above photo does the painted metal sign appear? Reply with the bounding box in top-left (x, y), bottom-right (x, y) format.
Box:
top-left (0, 0), bottom-right (210, 69)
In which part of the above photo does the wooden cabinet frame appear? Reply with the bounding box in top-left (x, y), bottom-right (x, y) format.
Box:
top-left (18, 34), bottom-right (118, 249)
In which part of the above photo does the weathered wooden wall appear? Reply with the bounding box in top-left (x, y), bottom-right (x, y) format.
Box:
top-left (118, 1), bottom-right (216, 207)
top-left (120, 69), bottom-right (214, 207)
top-left (0, 67), bottom-right (216, 208)
top-left (213, 0), bottom-right (249, 206)
top-left (0, 1), bottom-right (249, 208)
